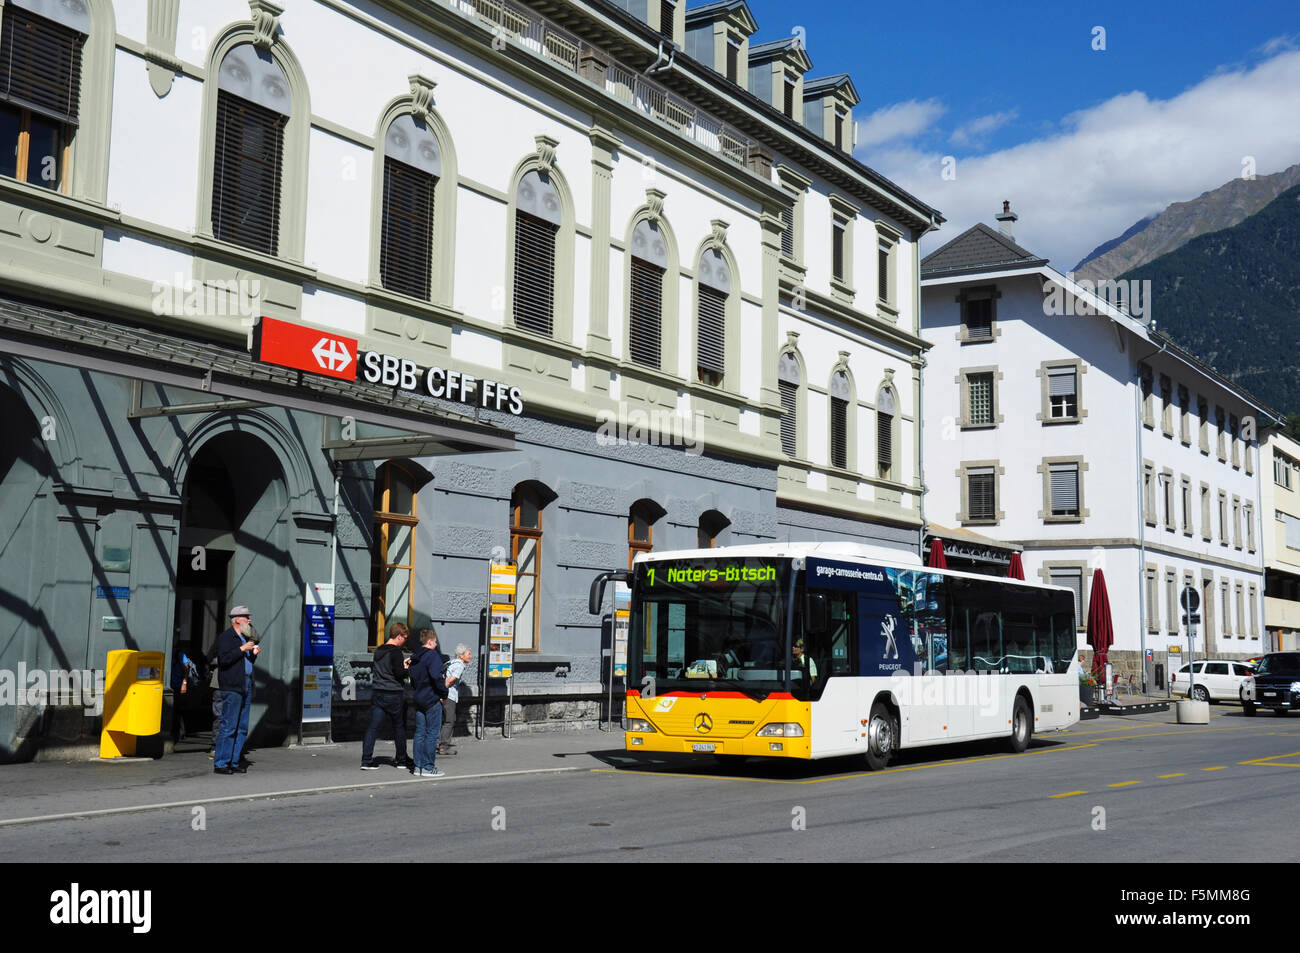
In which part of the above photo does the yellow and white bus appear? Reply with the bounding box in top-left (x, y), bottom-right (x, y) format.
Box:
top-left (590, 542), bottom-right (1081, 770)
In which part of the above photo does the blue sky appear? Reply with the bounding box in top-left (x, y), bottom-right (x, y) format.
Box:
top-left (739, 0), bottom-right (1300, 268)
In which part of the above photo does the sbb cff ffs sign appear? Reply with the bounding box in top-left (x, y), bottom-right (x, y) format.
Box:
top-left (253, 316), bottom-right (357, 381)
top-left (359, 351), bottom-right (525, 415)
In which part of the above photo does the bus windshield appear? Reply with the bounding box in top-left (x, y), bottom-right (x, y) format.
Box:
top-left (632, 557), bottom-right (790, 697)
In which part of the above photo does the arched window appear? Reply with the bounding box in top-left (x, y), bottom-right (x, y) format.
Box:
top-left (696, 248), bottom-right (730, 387)
top-left (830, 370), bottom-right (850, 470)
top-left (0, 0), bottom-right (90, 192)
top-left (379, 113), bottom-right (440, 300)
top-left (629, 218), bottom-right (668, 369)
top-left (512, 170), bottom-right (562, 336)
top-left (511, 483), bottom-right (549, 652)
top-left (877, 385), bottom-right (897, 481)
top-left (211, 42), bottom-right (291, 255)
top-left (629, 500), bottom-right (664, 568)
top-left (778, 351), bottom-right (801, 457)
top-left (698, 510), bottom-right (730, 548)
top-left (372, 463), bottom-right (417, 648)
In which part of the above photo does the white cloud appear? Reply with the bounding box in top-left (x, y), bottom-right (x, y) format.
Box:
top-left (949, 110), bottom-right (1018, 148)
top-left (855, 99), bottom-right (946, 149)
top-left (861, 47), bottom-right (1300, 270)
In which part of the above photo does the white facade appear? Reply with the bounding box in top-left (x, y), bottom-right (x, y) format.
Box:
top-left (921, 223), bottom-right (1269, 682)
top-left (1262, 431), bottom-right (1300, 650)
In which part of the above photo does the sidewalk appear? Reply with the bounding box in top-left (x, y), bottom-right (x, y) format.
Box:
top-left (0, 729), bottom-right (623, 826)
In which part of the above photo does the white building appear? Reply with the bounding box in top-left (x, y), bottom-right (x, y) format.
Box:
top-left (0, 0), bottom-right (942, 755)
top-left (920, 206), bottom-right (1275, 688)
top-left (1262, 431), bottom-right (1300, 650)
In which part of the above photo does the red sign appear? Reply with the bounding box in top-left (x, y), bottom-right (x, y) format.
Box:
top-left (253, 317), bottom-right (357, 381)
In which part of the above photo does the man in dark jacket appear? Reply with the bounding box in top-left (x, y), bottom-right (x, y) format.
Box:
top-left (213, 606), bottom-right (260, 774)
top-left (361, 622), bottom-right (411, 770)
top-left (407, 628), bottom-right (446, 778)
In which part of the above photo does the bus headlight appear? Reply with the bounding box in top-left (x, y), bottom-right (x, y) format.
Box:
top-left (1290, 682), bottom-right (1300, 695)
top-left (757, 723), bottom-right (804, 737)
top-left (626, 719), bottom-right (657, 733)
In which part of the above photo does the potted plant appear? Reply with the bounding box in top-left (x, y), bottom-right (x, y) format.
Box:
top-left (1079, 669), bottom-right (1097, 704)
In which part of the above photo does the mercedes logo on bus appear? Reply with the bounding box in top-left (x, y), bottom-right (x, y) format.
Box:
top-left (694, 713), bottom-right (713, 733)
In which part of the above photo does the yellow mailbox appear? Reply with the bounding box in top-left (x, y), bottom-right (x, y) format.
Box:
top-left (99, 650), bottom-right (165, 758)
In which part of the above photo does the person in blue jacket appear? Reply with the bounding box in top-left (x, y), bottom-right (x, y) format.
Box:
top-left (406, 628), bottom-right (446, 778)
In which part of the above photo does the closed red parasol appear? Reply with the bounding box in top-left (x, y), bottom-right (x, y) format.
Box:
top-left (1087, 567), bottom-right (1113, 677)
top-left (927, 538), bottom-right (947, 569)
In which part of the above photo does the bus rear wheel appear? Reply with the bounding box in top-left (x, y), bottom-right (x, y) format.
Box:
top-left (1009, 696), bottom-right (1032, 753)
top-left (864, 702), bottom-right (897, 771)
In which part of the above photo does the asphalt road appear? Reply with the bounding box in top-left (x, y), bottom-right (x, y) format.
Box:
top-left (3, 707), bottom-right (1299, 863)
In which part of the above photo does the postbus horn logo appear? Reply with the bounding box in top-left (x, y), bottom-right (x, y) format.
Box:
top-left (694, 713), bottom-right (713, 733)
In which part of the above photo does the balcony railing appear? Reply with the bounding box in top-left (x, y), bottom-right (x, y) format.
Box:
top-left (444, 0), bottom-right (755, 167)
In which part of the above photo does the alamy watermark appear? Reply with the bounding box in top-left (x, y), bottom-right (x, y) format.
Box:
top-left (888, 663), bottom-right (1001, 716)
top-left (151, 273), bottom-right (262, 319)
top-left (0, 664), bottom-right (104, 716)
top-left (596, 403), bottom-right (704, 456)
top-left (1043, 275), bottom-right (1152, 324)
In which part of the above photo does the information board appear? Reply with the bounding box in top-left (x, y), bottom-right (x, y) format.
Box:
top-left (488, 603), bottom-right (515, 678)
top-left (301, 583), bottom-right (335, 724)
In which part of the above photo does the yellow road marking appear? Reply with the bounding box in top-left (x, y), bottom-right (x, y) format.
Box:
top-left (1050, 790), bottom-right (1088, 798)
top-left (1239, 750), bottom-right (1300, 768)
top-left (1108, 780), bottom-right (1140, 787)
top-left (1202, 766), bottom-right (1228, 771)
top-left (591, 742), bottom-right (1099, 785)
top-left (1157, 773), bottom-right (1186, 779)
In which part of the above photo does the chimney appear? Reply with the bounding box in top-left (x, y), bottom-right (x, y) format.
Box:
top-left (995, 200), bottom-right (1018, 240)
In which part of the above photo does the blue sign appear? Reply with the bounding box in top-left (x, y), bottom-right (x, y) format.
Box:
top-left (95, 586), bottom-right (130, 600)
top-left (303, 598), bottom-right (335, 666)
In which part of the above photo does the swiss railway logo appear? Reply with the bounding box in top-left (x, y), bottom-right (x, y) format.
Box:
top-left (253, 316), bottom-right (357, 381)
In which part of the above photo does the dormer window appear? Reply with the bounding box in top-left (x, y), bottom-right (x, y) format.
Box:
top-left (726, 37), bottom-right (740, 84)
top-left (783, 73), bottom-right (796, 117)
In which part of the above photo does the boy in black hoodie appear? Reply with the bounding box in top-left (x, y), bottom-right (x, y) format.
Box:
top-left (407, 628), bottom-right (446, 778)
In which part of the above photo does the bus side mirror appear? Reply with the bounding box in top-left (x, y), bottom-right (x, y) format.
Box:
top-left (588, 570), bottom-right (631, 615)
top-left (805, 592), bottom-right (829, 635)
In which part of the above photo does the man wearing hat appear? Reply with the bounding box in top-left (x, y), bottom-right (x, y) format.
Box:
top-left (213, 605), bottom-right (260, 775)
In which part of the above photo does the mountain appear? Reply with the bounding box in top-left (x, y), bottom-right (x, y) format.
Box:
top-left (1074, 213), bottom-right (1157, 273)
top-left (1074, 163), bottom-right (1300, 281)
top-left (1118, 183), bottom-right (1300, 417)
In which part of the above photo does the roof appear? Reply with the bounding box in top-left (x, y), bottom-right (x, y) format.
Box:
top-left (748, 37), bottom-right (812, 72)
top-left (683, 0), bottom-right (757, 33)
top-left (921, 222), bottom-right (1049, 278)
top-left (802, 73), bottom-right (859, 104)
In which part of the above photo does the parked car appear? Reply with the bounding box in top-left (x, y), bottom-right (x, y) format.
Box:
top-left (1170, 659), bottom-right (1256, 703)
top-left (1241, 652), bottom-right (1300, 716)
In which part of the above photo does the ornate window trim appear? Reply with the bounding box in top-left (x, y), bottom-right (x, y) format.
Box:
top-left (503, 136), bottom-right (575, 345)
top-left (368, 77), bottom-right (458, 306)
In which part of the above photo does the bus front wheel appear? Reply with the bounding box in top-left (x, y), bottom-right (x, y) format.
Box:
top-left (1009, 696), bottom-right (1033, 753)
top-left (864, 702), bottom-right (897, 771)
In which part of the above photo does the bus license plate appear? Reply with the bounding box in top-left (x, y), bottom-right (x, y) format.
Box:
top-left (692, 743), bottom-right (716, 753)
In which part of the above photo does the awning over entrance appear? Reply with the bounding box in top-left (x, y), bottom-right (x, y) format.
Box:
top-left (924, 523), bottom-right (1021, 575)
top-left (0, 296), bottom-right (515, 458)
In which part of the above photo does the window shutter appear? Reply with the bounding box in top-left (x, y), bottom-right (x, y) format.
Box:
top-left (780, 205), bottom-right (795, 259)
top-left (878, 243), bottom-right (889, 301)
top-left (779, 379), bottom-right (797, 456)
top-left (830, 396), bottom-right (848, 469)
top-left (629, 257), bottom-right (663, 369)
top-left (965, 298), bottom-right (992, 339)
top-left (968, 469), bottom-right (994, 520)
top-left (513, 211), bottom-right (557, 335)
top-left (212, 91), bottom-right (285, 256)
top-left (877, 411), bottom-right (893, 474)
top-left (832, 220), bottom-right (844, 280)
top-left (1050, 464), bottom-right (1079, 514)
top-left (1048, 367), bottom-right (1076, 397)
top-left (1050, 569), bottom-right (1083, 625)
top-left (0, 5), bottom-right (84, 126)
top-left (380, 157), bottom-right (435, 300)
top-left (697, 284), bottom-right (726, 381)
top-left (659, 0), bottom-right (674, 38)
